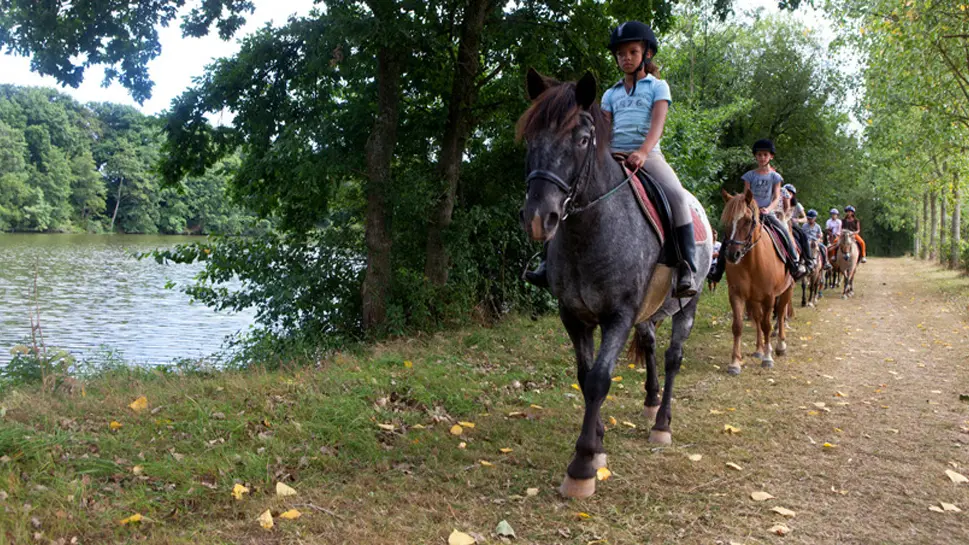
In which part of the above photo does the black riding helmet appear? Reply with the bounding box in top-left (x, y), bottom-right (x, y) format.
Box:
top-left (608, 21), bottom-right (658, 95)
top-left (752, 138), bottom-right (776, 155)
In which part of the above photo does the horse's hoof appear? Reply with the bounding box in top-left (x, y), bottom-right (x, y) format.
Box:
top-left (752, 351), bottom-right (763, 360)
top-left (643, 405), bottom-right (660, 420)
top-left (648, 429), bottom-right (672, 445)
top-left (559, 475), bottom-right (596, 499)
top-left (591, 453), bottom-right (608, 470)
top-left (775, 343), bottom-right (787, 356)
top-left (841, 295), bottom-right (847, 300)
top-left (761, 359), bottom-right (774, 369)
top-left (727, 364), bottom-right (742, 376)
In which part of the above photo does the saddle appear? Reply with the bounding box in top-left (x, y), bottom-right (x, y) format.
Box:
top-left (612, 154), bottom-right (710, 322)
top-left (762, 219), bottom-right (792, 263)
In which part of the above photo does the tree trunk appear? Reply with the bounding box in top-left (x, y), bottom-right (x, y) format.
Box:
top-left (940, 194), bottom-right (947, 264)
top-left (921, 191), bottom-right (929, 259)
top-left (953, 182), bottom-right (962, 269)
top-left (914, 211), bottom-right (920, 258)
top-left (110, 177), bottom-right (125, 232)
top-left (423, 0), bottom-right (494, 287)
top-left (929, 190), bottom-right (938, 260)
top-left (361, 47), bottom-right (401, 332)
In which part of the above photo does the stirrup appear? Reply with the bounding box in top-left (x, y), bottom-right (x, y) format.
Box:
top-left (673, 265), bottom-right (697, 298)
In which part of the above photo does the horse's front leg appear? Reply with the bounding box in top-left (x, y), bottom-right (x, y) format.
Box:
top-left (559, 307), bottom-right (604, 466)
top-left (635, 321), bottom-right (661, 420)
top-left (774, 286), bottom-right (792, 357)
top-left (728, 292), bottom-right (745, 375)
top-left (650, 298), bottom-right (699, 445)
top-left (560, 313), bottom-right (634, 499)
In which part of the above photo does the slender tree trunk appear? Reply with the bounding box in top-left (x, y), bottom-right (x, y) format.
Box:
top-left (921, 191), bottom-right (929, 259)
top-left (110, 177), bottom-right (125, 231)
top-left (361, 47), bottom-right (401, 332)
top-left (929, 190), bottom-right (938, 260)
top-left (914, 211), bottom-right (920, 257)
top-left (940, 194), bottom-right (947, 265)
top-left (424, 0), bottom-right (494, 286)
top-left (953, 182), bottom-right (962, 269)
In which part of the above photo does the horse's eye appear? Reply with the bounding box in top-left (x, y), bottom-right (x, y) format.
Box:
top-left (578, 136), bottom-right (590, 147)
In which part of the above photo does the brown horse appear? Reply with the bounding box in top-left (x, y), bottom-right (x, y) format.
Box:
top-left (720, 189), bottom-right (794, 375)
top-left (837, 230), bottom-right (860, 298)
top-left (801, 238), bottom-right (823, 308)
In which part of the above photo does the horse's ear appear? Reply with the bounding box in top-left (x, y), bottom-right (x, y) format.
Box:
top-left (527, 68), bottom-right (550, 101)
top-left (721, 188), bottom-right (733, 203)
top-left (743, 187), bottom-right (754, 205)
top-left (576, 71), bottom-right (598, 110)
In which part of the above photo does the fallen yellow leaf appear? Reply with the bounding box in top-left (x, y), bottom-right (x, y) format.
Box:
top-left (276, 482), bottom-right (298, 497)
top-left (726, 462), bottom-right (743, 471)
top-left (109, 421), bottom-right (122, 431)
top-left (258, 509), bottom-right (274, 530)
top-left (479, 460), bottom-right (493, 466)
top-left (128, 396), bottom-right (148, 413)
top-left (769, 524), bottom-right (791, 536)
top-left (279, 509), bottom-right (302, 520)
top-left (688, 454), bottom-right (702, 462)
top-left (132, 465), bottom-right (144, 476)
top-left (571, 383), bottom-right (580, 391)
top-left (622, 421), bottom-right (637, 429)
top-left (945, 469), bottom-right (969, 484)
top-left (576, 512), bottom-right (591, 519)
top-left (823, 442), bottom-right (838, 449)
top-left (377, 423), bottom-right (395, 431)
top-left (772, 506), bottom-right (797, 518)
top-left (723, 424), bottom-right (741, 434)
top-left (611, 376), bottom-right (623, 382)
top-left (450, 424), bottom-right (464, 436)
top-left (596, 467), bottom-right (612, 481)
top-left (458, 421), bottom-right (475, 428)
top-left (119, 513), bottom-right (143, 525)
top-left (448, 530), bottom-right (476, 545)
top-left (403, 360), bottom-right (413, 368)
top-left (929, 505), bottom-right (945, 513)
top-left (457, 442), bottom-right (467, 449)
top-left (499, 448), bottom-right (513, 454)
top-left (709, 409), bottom-right (724, 415)
top-left (232, 483), bottom-right (250, 500)
top-left (941, 502), bottom-right (962, 512)
top-left (609, 416), bottom-right (617, 426)
top-left (526, 488), bottom-right (539, 496)
top-left (529, 404), bottom-right (543, 410)
top-left (628, 363), bottom-right (636, 369)
top-left (750, 491), bottom-right (774, 501)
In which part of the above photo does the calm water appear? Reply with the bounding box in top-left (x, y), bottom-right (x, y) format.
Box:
top-left (0, 234), bottom-right (255, 365)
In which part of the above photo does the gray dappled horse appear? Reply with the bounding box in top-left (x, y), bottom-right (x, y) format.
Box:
top-left (838, 230), bottom-right (860, 298)
top-left (518, 70), bottom-right (713, 499)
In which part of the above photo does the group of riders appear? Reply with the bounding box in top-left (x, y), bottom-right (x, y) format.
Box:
top-left (523, 20), bottom-right (867, 293)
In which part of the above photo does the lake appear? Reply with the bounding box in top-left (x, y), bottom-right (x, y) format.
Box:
top-left (0, 234), bottom-right (255, 366)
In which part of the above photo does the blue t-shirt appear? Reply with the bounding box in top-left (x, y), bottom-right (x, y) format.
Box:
top-left (601, 75), bottom-right (672, 153)
top-left (741, 169), bottom-right (783, 209)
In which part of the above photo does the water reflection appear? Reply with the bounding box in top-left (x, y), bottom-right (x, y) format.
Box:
top-left (0, 234), bottom-right (255, 365)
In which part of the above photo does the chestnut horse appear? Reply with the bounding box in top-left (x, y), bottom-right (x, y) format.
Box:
top-left (720, 189), bottom-right (794, 375)
top-left (801, 238), bottom-right (823, 308)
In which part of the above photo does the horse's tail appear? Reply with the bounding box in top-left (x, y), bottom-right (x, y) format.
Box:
top-left (627, 329), bottom-right (648, 369)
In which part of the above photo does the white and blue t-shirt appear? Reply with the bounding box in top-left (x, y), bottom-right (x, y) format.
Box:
top-left (601, 74), bottom-right (672, 153)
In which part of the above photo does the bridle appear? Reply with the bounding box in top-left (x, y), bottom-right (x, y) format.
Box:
top-left (524, 117), bottom-right (634, 221)
top-left (724, 209), bottom-right (762, 262)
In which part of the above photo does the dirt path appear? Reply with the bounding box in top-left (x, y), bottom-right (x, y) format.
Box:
top-left (683, 257), bottom-right (969, 544)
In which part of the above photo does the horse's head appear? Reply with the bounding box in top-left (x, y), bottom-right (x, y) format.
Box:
top-left (839, 229), bottom-right (856, 260)
top-left (517, 68), bottom-right (609, 242)
top-left (719, 189), bottom-right (759, 263)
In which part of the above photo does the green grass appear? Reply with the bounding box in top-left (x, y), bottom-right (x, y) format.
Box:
top-left (0, 286), bottom-right (742, 544)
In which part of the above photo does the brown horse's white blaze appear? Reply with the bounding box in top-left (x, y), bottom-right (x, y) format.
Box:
top-left (720, 189), bottom-right (794, 375)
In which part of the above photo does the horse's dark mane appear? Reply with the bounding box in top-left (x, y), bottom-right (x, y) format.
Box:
top-left (720, 193), bottom-right (756, 228)
top-left (515, 82), bottom-right (611, 153)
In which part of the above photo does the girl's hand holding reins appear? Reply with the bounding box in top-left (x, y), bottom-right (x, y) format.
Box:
top-left (625, 151), bottom-right (647, 171)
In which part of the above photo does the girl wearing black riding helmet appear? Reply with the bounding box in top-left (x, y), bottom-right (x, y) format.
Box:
top-left (601, 21), bottom-right (698, 297)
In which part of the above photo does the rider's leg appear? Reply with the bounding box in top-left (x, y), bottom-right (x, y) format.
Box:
top-left (764, 214), bottom-right (806, 279)
top-left (792, 224), bottom-right (813, 271)
top-left (856, 234), bottom-right (867, 262)
top-left (819, 242), bottom-right (832, 269)
top-left (643, 152), bottom-right (696, 297)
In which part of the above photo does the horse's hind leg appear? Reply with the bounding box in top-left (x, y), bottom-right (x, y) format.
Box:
top-left (651, 297), bottom-right (699, 445)
top-left (728, 293), bottom-right (745, 375)
top-left (758, 301), bottom-right (775, 368)
top-left (801, 279), bottom-right (807, 307)
top-left (633, 321), bottom-right (661, 421)
top-left (750, 304), bottom-right (765, 361)
top-left (774, 286), bottom-right (793, 358)
top-left (561, 313), bottom-right (633, 499)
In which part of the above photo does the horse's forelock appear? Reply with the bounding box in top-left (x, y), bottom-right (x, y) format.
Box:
top-left (720, 194), bottom-right (754, 228)
top-left (515, 82), bottom-right (610, 150)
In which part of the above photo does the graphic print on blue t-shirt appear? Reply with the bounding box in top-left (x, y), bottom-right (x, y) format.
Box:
top-left (601, 74), bottom-right (672, 153)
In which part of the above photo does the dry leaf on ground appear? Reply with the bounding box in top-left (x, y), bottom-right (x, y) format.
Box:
top-left (526, 488), bottom-right (539, 496)
top-left (496, 520), bottom-right (516, 538)
top-left (723, 424), bottom-right (741, 434)
top-left (279, 509), bottom-right (302, 520)
top-left (768, 524), bottom-right (791, 536)
top-left (450, 424), bottom-right (464, 436)
top-left (726, 462), bottom-right (744, 471)
top-left (596, 467), bottom-right (612, 481)
top-left (940, 502), bottom-right (962, 512)
top-left (232, 483), bottom-right (250, 500)
top-left (688, 454), bottom-right (702, 462)
top-left (119, 513), bottom-right (143, 525)
top-left (448, 530), bottom-right (476, 545)
top-left (128, 396), bottom-right (148, 413)
top-left (376, 423), bottom-right (395, 431)
top-left (458, 421), bottom-right (475, 428)
top-left (276, 482), bottom-right (297, 497)
top-left (499, 448), bottom-right (513, 454)
top-left (258, 509), bottom-right (274, 530)
top-left (750, 491), bottom-right (774, 501)
top-left (772, 506), bottom-right (797, 517)
top-left (109, 421), bottom-right (122, 431)
top-left (945, 469), bottom-right (968, 484)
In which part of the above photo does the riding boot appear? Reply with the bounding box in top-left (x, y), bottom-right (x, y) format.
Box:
top-left (523, 259), bottom-right (549, 289)
top-left (707, 241), bottom-right (727, 283)
top-left (673, 224), bottom-right (697, 298)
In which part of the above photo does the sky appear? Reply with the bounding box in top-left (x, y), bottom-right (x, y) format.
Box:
top-left (0, 0), bottom-right (841, 116)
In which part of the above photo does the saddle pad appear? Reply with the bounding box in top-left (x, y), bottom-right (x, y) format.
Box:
top-left (764, 223), bottom-right (790, 262)
top-left (621, 164), bottom-right (709, 244)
